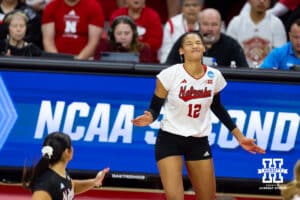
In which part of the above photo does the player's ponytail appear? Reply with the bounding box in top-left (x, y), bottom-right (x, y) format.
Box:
top-left (22, 132), bottom-right (72, 190)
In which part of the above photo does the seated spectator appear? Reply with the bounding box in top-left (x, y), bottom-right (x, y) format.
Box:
top-left (0, 0), bottom-right (42, 48)
top-left (158, 0), bottom-right (203, 63)
top-left (94, 15), bottom-right (155, 63)
top-left (166, 8), bottom-right (249, 68)
top-left (240, 0), bottom-right (300, 33)
top-left (41, 0), bottom-right (104, 60)
top-left (260, 18), bottom-right (300, 70)
top-left (0, 10), bottom-right (42, 56)
top-left (110, 0), bottom-right (163, 62)
top-left (280, 160), bottom-right (300, 200)
top-left (226, 0), bottom-right (287, 68)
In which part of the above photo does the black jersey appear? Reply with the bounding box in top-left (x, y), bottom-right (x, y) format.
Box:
top-left (32, 169), bottom-right (74, 200)
top-left (0, 40), bottom-right (43, 57)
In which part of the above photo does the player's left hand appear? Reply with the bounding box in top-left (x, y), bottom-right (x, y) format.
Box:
top-left (239, 138), bottom-right (266, 154)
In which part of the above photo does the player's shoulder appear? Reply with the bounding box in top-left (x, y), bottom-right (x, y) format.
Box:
top-left (160, 63), bottom-right (182, 74)
top-left (157, 64), bottom-right (183, 81)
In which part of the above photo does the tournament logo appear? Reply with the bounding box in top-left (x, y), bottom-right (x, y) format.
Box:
top-left (0, 75), bottom-right (18, 150)
top-left (258, 158), bottom-right (288, 183)
top-left (207, 71), bottom-right (214, 78)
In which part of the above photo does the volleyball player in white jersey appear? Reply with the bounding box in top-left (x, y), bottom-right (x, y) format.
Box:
top-left (132, 31), bottom-right (265, 200)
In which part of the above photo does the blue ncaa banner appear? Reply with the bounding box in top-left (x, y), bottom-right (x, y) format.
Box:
top-left (0, 70), bottom-right (299, 182)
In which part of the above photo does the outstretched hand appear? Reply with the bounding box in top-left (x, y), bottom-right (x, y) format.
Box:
top-left (239, 138), bottom-right (266, 154)
top-left (94, 167), bottom-right (110, 187)
top-left (131, 110), bottom-right (153, 126)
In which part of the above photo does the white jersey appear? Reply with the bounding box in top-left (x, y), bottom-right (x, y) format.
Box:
top-left (226, 11), bottom-right (286, 67)
top-left (157, 64), bottom-right (226, 137)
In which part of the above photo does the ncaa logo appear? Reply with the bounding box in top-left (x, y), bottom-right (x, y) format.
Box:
top-left (0, 75), bottom-right (18, 150)
top-left (207, 71), bottom-right (214, 78)
top-left (258, 158), bottom-right (288, 183)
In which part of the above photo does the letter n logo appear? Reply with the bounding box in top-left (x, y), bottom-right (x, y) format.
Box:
top-left (65, 21), bottom-right (77, 34)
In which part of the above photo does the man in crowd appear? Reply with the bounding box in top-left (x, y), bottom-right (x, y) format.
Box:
top-left (260, 18), bottom-right (300, 70)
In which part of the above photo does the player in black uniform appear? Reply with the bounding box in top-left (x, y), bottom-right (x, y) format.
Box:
top-left (23, 132), bottom-right (109, 200)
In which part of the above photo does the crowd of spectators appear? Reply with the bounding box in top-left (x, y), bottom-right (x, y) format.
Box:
top-left (166, 8), bottom-right (249, 68)
top-left (0, 0), bottom-right (299, 70)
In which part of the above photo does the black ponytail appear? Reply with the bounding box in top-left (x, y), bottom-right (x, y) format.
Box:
top-left (22, 132), bottom-right (72, 190)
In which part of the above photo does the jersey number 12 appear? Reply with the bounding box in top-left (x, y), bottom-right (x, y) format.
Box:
top-left (187, 104), bottom-right (201, 118)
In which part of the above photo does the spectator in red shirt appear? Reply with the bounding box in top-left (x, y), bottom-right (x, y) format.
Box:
top-left (94, 15), bottom-right (155, 63)
top-left (110, 0), bottom-right (163, 61)
top-left (41, 0), bottom-right (104, 60)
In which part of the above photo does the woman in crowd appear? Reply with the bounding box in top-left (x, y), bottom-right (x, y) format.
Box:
top-left (94, 15), bottom-right (155, 63)
top-left (0, 10), bottom-right (42, 57)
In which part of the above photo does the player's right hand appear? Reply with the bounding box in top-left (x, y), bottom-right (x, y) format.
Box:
top-left (94, 167), bottom-right (110, 187)
top-left (131, 111), bottom-right (153, 126)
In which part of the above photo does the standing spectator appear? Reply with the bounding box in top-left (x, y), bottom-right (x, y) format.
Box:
top-left (260, 18), bottom-right (300, 70)
top-left (0, 0), bottom-right (42, 48)
top-left (42, 0), bottom-right (104, 60)
top-left (110, 0), bottom-right (163, 62)
top-left (226, 0), bottom-right (287, 68)
top-left (0, 10), bottom-right (43, 56)
top-left (158, 0), bottom-right (203, 64)
top-left (166, 8), bottom-right (249, 68)
top-left (94, 15), bottom-right (155, 63)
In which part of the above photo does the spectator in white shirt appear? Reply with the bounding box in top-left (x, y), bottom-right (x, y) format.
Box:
top-left (226, 0), bottom-right (287, 68)
top-left (158, 0), bottom-right (203, 63)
